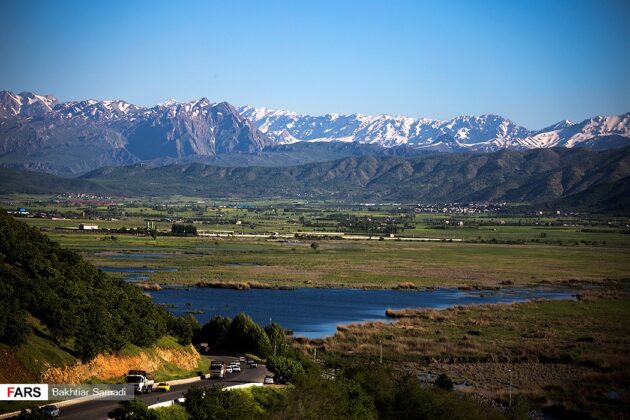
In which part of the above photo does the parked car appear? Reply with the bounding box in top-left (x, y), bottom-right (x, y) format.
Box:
top-left (225, 366), bottom-right (233, 374)
top-left (230, 363), bottom-right (241, 372)
top-left (249, 361), bottom-right (258, 368)
top-left (264, 375), bottom-right (274, 385)
top-left (239, 356), bottom-right (246, 362)
top-left (155, 382), bottom-right (171, 392)
top-left (41, 405), bottom-right (60, 417)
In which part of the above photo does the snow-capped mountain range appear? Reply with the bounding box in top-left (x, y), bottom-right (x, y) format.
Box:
top-left (0, 90), bottom-right (268, 174)
top-left (0, 89), bottom-right (629, 175)
top-left (239, 106), bottom-right (630, 152)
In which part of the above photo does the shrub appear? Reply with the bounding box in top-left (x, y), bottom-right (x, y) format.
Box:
top-left (108, 398), bottom-right (158, 420)
top-left (183, 386), bottom-right (259, 420)
top-left (267, 355), bottom-right (305, 383)
top-left (436, 373), bottom-right (454, 391)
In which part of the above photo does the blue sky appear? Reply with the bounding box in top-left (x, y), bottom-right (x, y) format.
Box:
top-left (1, 0), bottom-right (629, 129)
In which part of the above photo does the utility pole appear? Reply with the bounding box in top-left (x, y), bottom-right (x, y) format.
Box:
top-left (508, 368), bottom-right (512, 407)
top-left (379, 340), bottom-right (383, 364)
top-left (314, 347), bottom-right (317, 361)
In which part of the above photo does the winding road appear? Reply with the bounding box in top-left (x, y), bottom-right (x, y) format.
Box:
top-left (57, 357), bottom-right (270, 420)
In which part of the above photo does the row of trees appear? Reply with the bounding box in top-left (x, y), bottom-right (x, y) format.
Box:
top-left (0, 210), bottom-right (194, 360)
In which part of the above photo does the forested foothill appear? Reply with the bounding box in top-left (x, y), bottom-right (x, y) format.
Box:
top-left (0, 209), bottom-right (197, 361)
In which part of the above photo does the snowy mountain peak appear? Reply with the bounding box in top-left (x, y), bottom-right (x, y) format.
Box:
top-left (0, 91), bottom-right (58, 117)
top-left (239, 106), bottom-right (533, 148)
top-left (159, 99), bottom-right (179, 107)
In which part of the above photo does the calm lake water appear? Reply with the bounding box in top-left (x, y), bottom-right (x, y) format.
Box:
top-left (147, 287), bottom-right (575, 338)
top-left (99, 266), bottom-right (178, 273)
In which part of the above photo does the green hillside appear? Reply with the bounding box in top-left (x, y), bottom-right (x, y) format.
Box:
top-left (0, 167), bottom-right (108, 195)
top-left (0, 210), bottom-right (196, 362)
top-left (2, 147), bottom-right (629, 211)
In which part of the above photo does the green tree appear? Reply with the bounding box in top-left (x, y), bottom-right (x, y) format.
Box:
top-left (108, 398), bottom-right (158, 420)
top-left (270, 371), bottom-right (376, 419)
top-left (183, 386), bottom-right (259, 420)
top-left (266, 355), bottom-right (305, 383)
top-left (225, 313), bottom-right (272, 357)
top-left (197, 316), bottom-right (232, 347)
top-left (0, 276), bottom-right (29, 345)
top-left (264, 321), bottom-right (288, 356)
top-left (169, 314), bottom-right (200, 345)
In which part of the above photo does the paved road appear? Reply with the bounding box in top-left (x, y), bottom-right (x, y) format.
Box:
top-left (58, 359), bottom-right (269, 420)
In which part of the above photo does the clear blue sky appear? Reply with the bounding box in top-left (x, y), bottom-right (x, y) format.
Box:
top-left (1, 0), bottom-right (629, 129)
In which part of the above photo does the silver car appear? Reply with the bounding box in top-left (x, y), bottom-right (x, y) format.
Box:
top-left (41, 405), bottom-right (60, 418)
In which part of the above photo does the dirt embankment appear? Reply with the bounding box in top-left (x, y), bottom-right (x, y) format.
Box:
top-left (43, 345), bottom-right (200, 384)
top-left (0, 348), bottom-right (35, 383)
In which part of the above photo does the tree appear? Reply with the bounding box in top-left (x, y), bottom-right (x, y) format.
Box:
top-left (310, 241), bottom-right (319, 251)
top-left (171, 224), bottom-right (197, 236)
top-left (197, 316), bottom-right (232, 347)
top-left (183, 386), bottom-right (259, 420)
top-left (0, 277), bottom-right (29, 345)
top-left (264, 321), bottom-right (288, 356)
top-left (225, 313), bottom-right (272, 357)
top-left (168, 314), bottom-right (200, 345)
top-left (108, 399), bottom-right (158, 420)
top-left (271, 371), bottom-right (376, 419)
top-left (267, 355), bottom-right (305, 383)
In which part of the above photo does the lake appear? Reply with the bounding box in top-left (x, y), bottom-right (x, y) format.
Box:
top-left (147, 287), bottom-right (575, 338)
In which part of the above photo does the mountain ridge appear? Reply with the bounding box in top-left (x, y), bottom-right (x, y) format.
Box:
top-left (73, 146), bottom-right (630, 209)
top-left (3, 146), bottom-right (628, 211)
